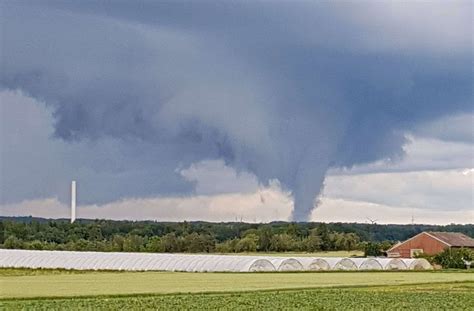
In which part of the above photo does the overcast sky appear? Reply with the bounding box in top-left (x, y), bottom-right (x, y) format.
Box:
top-left (0, 1), bottom-right (472, 224)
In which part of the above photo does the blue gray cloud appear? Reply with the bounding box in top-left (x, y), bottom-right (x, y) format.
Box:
top-left (1, 1), bottom-right (472, 220)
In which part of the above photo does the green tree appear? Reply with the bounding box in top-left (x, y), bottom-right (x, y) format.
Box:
top-left (111, 235), bottom-right (125, 251)
top-left (257, 226), bottom-right (273, 251)
top-left (344, 233), bottom-right (360, 251)
top-left (270, 234), bottom-right (294, 252)
top-left (87, 225), bottom-right (104, 241)
top-left (26, 240), bottom-right (45, 250)
top-left (235, 234), bottom-right (258, 252)
top-left (315, 224), bottom-right (331, 251)
top-left (123, 235), bottom-right (145, 252)
top-left (331, 233), bottom-right (360, 251)
top-left (0, 221), bottom-right (5, 244)
top-left (73, 239), bottom-right (92, 251)
top-left (364, 242), bottom-right (382, 257)
top-left (161, 233), bottom-right (182, 252)
top-left (305, 234), bottom-right (322, 252)
top-left (146, 236), bottom-right (164, 252)
top-left (286, 223), bottom-right (300, 237)
top-left (3, 235), bottom-right (24, 249)
top-left (216, 239), bottom-right (239, 253)
top-left (378, 240), bottom-right (394, 251)
top-left (183, 233), bottom-right (215, 253)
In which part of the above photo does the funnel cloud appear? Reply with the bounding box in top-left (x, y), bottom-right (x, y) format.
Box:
top-left (1, 1), bottom-right (472, 220)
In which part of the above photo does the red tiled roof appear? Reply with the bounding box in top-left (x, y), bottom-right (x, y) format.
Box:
top-left (426, 232), bottom-right (474, 247)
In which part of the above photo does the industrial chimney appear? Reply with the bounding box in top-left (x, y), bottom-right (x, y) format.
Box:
top-left (71, 180), bottom-right (76, 223)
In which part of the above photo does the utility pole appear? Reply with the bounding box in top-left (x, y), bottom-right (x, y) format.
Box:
top-left (366, 217), bottom-right (378, 242)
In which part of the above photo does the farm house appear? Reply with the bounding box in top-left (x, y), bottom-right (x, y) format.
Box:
top-left (0, 249), bottom-right (433, 272)
top-left (387, 232), bottom-right (474, 258)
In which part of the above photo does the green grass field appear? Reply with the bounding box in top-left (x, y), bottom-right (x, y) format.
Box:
top-left (1, 269), bottom-right (473, 298)
top-left (1, 269), bottom-right (473, 310)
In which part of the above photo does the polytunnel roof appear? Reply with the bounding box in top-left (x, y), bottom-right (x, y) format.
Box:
top-left (268, 258), bottom-right (304, 271)
top-left (354, 258), bottom-right (383, 270)
top-left (375, 258), bottom-right (407, 270)
top-left (296, 257), bottom-right (331, 270)
top-left (401, 258), bottom-right (433, 270)
top-left (349, 258), bottom-right (369, 267)
top-left (0, 250), bottom-right (433, 272)
top-left (0, 249), bottom-right (278, 272)
top-left (319, 257), bottom-right (344, 269)
top-left (333, 258), bottom-right (358, 270)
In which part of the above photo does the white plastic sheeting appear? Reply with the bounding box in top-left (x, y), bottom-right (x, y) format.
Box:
top-left (401, 258), bottom-right (433, 270)
top-left (376, 258), bottom-right (407, 270)
top-left (286, 257), bottom-right (412, 271)
top-left (0, 249), bottom-right (433, 272)
top-left (356, 258), bottom-right (384, 270)
top-left (306, 258), bottom-right (332, 270)
top-left (333, 258), bottom-right (358, 270)
top-left (269, 258), bottom-right (304, 271)
top-left (319, 257), bottom-right (343, 270)
top-left (298, 258), bottom-right (326, 271)
top-left (0, 250), bottom-right (276, 272)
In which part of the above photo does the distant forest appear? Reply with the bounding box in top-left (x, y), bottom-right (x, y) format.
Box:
top-left (0, 217), bottom-right (472, 255)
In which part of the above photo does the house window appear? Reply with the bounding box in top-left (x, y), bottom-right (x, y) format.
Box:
top-left (410, 249), bottom-right (423, 257)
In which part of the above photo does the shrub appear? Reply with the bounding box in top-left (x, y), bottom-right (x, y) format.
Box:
top-left (235, 234), bottom-right (258, 252)
top-left (364, 242), bottom-right (382, 257)
top-left (414, 252), bottom-right (434, 264)
top-left (433, 248), bottom-right (474, 269)
top-left (3, 235), bottom-right (24, 249)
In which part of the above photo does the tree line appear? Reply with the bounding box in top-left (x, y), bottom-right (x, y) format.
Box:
top-left (0, 217), bottom-right (472, 255)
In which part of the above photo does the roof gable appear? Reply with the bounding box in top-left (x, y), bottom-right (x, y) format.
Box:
top-left (426, 232), bottom-right (474, 247)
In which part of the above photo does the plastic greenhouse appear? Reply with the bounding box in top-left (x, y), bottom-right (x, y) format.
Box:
top-left (306, 258), bottom-right (332, 270)
top-left (357, 258), bottom-right (384, 270)
top-left (376, 258), bottom-right (408, 270)
top-left (0, 250), bottom-right (278, 272)
top-left (298, 258), bottom-right (329, 271)
top-left (333, 258), bottom-right (358, 270)
top-left (402, 258), bottom-right (433, 270)
top-left (269, 258), bottom-right (304, 271)
top-left (320, 257), bottom-right (344, 270)
top-left (0, 249), bottom-right (433, 272)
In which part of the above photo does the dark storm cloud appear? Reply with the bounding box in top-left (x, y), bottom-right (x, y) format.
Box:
top-left (1, 1), bottom-right (472, 220)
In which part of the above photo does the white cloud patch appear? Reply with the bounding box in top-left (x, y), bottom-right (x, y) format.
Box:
top-left (2, 187), bottom-right (472, 225)
top-left (323, 169), bottom-right (473, 212)
top-left (312, 198), bottom-right (473, 225)
top-left (179, 160), bottom-right (259, 195)
top-left (0, 198), bottom-right (68, 219)
top-left (0, 183), bottom-right (292, 223)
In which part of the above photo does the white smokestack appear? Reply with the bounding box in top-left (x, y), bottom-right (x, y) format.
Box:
top-left (71, 180), bottom-right (76, 223)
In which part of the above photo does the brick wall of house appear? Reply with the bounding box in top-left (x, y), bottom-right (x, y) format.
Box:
top-left (387, 233), bottom-right (449, 258)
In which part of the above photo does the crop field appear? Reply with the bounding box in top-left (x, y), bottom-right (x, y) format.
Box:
top-left (1, 282), bottom-right (473, 310)
top-left (1, 269), bottom-right (473, 310)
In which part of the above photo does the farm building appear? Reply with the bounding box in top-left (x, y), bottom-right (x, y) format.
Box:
top-left (387, 232), bottom-right (474, 258)
top-left (0, 249), bottom-right (433, 272)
